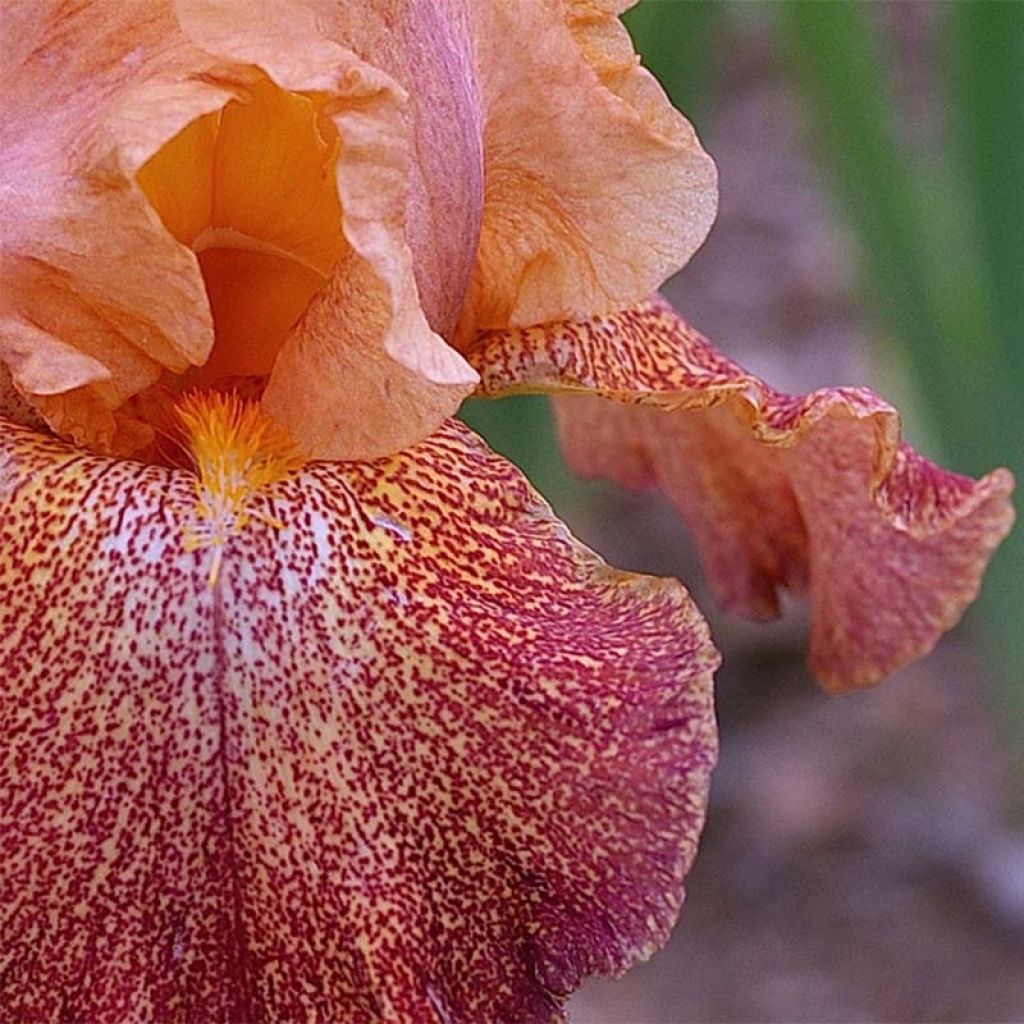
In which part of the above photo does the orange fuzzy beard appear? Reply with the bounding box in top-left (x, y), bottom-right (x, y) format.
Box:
top-left (175, 390), bottom-right (305, 586)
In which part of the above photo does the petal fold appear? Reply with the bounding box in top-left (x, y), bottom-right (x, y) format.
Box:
top-left (173, 0), bottom-right (479, 456)
top-left (469, 297), bottom-right (1015, 691)
top-left (0, 415), bottom-right (717, 1022)
top-left (0, 1), bottom-right (223, 447)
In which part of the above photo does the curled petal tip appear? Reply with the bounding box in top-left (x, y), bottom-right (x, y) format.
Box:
top-left (469, 297), bottom-right (1015, 691)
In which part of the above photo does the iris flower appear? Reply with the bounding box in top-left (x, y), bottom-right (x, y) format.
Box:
top-left (0, 1), bottom-right (1013, 1021)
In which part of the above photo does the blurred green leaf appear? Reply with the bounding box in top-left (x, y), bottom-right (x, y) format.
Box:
top-left (952, 3), bottom-right (1024, 375)
top-left (623, 0), bottom-right (723, 116)
top-left (949, 4), bottom-right (1024, 732)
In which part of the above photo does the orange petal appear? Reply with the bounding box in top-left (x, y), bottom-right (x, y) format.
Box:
top-left (454, 0), bottom-right (717, 338)
top-left (262, 252), bottom-right (478, 460)
top-left (170, 2), bottom-right (479, 456)
top-left (166, 0), bottom-right (487, 340)
top-left (469, 297), bottom-right (1016, 691)
top-left (171, 0), bottom-right (716, 344)
top-left (0, 414), bottom-right (717, 1020)
top-left (2, 2), bottom-right (476, 458)
top-left (0, 1), bottom-right (227, 446)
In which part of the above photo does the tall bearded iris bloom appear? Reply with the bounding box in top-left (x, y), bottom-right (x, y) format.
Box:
top-left (0, 2), bottom-right (1013, 1023)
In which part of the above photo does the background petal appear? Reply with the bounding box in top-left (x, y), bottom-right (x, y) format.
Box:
top-left (0, 415), bottom-right (717, 1022)
top-left (469, 297), bottom-right (1015, 691)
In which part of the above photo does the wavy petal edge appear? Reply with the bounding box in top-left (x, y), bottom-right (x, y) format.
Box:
top-left (469, 296), bottom-right (1016, 691)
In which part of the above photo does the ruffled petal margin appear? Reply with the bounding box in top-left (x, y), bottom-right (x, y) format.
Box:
top-left (469, 296), bottom-right (1015, 692)
top-left (0, 415), bottom-right (717, 1022)
top-left (0, 1), bottom-right (477, 460)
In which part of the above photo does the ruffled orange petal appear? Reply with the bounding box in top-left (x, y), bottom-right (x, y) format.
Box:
top-left (0, 2), bottom-right (220, 451)
top-left (172, 1), bottom-right (478, 458)
top-left (454, 0), bottom-right (717, 339)
top-left (168, 0), bottom-right (717, 344)
top-left (469, 297), bottom-right (1015, 692)
top-left (1, 1), bottom-right (476, 459)
top-left (0, 414), bottom-right (717, 1021)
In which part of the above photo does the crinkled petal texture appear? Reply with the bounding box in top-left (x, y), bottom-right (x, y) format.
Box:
top-left (454, 0), bottom-right (717, 338)
top-left (470, 297), bottom-right (1015, 692)
top-left (0, 416), bottom-right (717, 1023)
top-left (0, 0), bottom-right (715, 459)
top-left (0, 0), bottom-right (476, 459)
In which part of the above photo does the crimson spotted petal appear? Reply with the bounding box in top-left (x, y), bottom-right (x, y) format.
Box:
top-left (470, 296), bottom-right (1015, 691)
top-left (0, 415), bottom-right (717, 1022)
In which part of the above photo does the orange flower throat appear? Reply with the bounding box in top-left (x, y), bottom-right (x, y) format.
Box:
top-left (137, 76), bottom-right (346, 389)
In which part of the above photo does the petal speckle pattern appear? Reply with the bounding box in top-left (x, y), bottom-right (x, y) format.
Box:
top-left (0, 416), bottom-right (718, 1023)
top-left (470, 297), bottom-right (1015, 691)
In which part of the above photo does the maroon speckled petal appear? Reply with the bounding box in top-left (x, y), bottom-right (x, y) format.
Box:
top-left (469, 296), bottom-right (1015, 692)
top-left (0, 415), bottom-right (717, 1022)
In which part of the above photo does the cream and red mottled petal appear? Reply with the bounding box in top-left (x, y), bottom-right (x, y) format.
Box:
top-left (0, 415), bottom-right (717, 1022)
top-left (469, 297), bottom-right (1016, 691)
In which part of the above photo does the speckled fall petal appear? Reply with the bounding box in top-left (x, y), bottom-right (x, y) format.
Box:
top-left (0, 414), bottom-right (718, 1022)
top-left (469, 297), bottom-right (1016, 692)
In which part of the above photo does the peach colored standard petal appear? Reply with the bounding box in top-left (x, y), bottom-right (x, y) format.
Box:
top-left (0, 416), bottom-right (717, 1022)
top-left (171, 0), bottom-right (478, 457)
top-left (469, 297), bottom-right (1015, 692)
top-left (454, 0), bottom-right (717, 339)
top-left (0, 1), bottom-right (225, 451)
top-left (171, 0), bottom-right (487, 341)
top-left (312, 0), bottom-right (487, 338)
top-left (2, 1), bottom-right (476, 459)
top-left (174, 0), bottom-right (714, 345)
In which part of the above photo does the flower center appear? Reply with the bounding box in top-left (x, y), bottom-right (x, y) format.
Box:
top-left (137, 76), bottom-right (347, 388)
